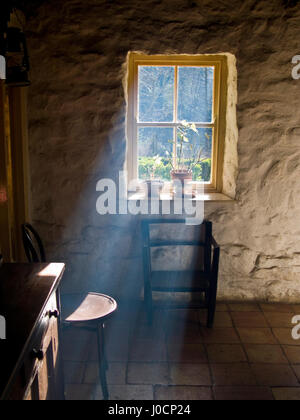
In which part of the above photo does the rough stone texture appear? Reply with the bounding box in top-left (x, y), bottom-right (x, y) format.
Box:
top-left (25, 0), bottom-right (300, 301)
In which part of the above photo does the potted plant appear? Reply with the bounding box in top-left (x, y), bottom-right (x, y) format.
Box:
top-left (144, 155), bottom-right (164, 197)
top-left (166, 121), bottom-right (205, 196)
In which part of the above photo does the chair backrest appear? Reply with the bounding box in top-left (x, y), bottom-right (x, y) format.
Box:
top-left (141, 219), bottom-right (212, 273)
top-left (21, 223), bottom-right (46, 263)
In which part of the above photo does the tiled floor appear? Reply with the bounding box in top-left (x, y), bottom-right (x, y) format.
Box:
top-left (62, 302), bottom-right (300, 400)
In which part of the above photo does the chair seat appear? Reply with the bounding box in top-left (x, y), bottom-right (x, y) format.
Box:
top-left (151, 271), bottom-right (210, 292)
top-left (62, 293), bottom-right (117, 323)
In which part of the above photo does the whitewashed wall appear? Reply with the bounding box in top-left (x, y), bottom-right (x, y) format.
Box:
top-left (26, 0), bottom-right (300, 302)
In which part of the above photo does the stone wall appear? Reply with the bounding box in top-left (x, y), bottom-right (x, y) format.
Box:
top-left (25, 0), bottom-right (300, 302)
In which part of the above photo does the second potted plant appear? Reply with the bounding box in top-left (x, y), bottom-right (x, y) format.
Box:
top-left (167, 121), bottom-right (205, 196)
top-left (144, 155), bottom-right (164, 198)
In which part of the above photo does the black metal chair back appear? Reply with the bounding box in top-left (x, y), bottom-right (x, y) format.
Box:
top-left (141, 218), bottom-right (220, 328)
top-left (22, 223), bottom-right (46, 263)
top-left (142, 219), bottom-right (213, 281)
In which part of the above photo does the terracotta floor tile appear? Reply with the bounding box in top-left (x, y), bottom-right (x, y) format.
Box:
top-left (62, 328), bottom-right (95, 343)
top-left (63, 361), bottom-right (86, 384)
top-left (165, 309), bottom-right (200, 323)
top-left (273, 328), bottom-right (300, 346)
top-left (170, 364), bottom-right (212, 386)
top-left (272, 388), bottom-right (300, 401)
top-left (65, 384), bottom-right (96, 400)
top-left (211, 364), bottom-right (257, 386)
top-left (201, 328), bottom-right (240, 344)
top-left (199, 311), bottom-right (233, 328)
top-left (231, 312), bottom-right (268, 328)
top-left (166, 332), bottom-right (203, 345)
top-left (206, 344), bottom-right (247, 363)
top-left (214, 386), bottom-right (273, 401)
top-left (166, 320), bottom-right (200, 334)
top-left (105, 326), bottom-right (132, 344)
top-left (132, 321), bottom-right (166, 341)
top-left (83, 364), bottom-right (100, 384)
top-left (252, 364), bottom-right (299, 386)
top-left (245, 345), bottom-right (288, 364)
top-left (264, 312), bottom-right (295, 328)
top-left (62, 338), bottom-right (93, 362)
top-left (292, 365), bottom-right (300, 381)
top-left (167, 342), bottom-right (208, 363)
top-left (83, 362), bottom-right (127, 385)
top-left (237, 328), bottom-right (277, 344)
top-left (154, 386), bottom-right (213, 401)
top-left (166, 320), bottom-right (202, 343)
top-left (292, 305), bottom-right (300, 314)
top-left (260, 303), bottom-right (295, 313)
top-left (216, 303), bottom-right (229, 312)
top-left (283, 346), bottom-right (300, 364)
top-left (127, 363), bottom-right (170, 385)
top-left (129, 339), bottom-right (167, 362)
top-left (100, 337), bottom-right (129, 362)
top-left (228, 303), bottom-right (261, 312)
top-left (107, 385), bottom-right (154, 401)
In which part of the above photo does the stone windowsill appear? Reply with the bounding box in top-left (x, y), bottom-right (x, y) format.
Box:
top-left (128, 192), bottom-right (235, 202)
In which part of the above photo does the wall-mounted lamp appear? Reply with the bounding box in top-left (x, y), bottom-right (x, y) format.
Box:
top-left (5, 27), bottom-right (30, 86)
top-left (0, 5), bottom-right (30, 87)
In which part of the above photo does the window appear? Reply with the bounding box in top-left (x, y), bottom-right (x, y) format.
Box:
top-left (126, 53), bottom-right (228, 193)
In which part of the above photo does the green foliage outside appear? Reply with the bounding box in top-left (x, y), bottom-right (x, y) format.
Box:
top-left (138, 157), bottom-right (212, 182)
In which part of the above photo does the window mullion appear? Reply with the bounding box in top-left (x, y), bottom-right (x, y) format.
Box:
top-left (174, 65), bottom-right (178, 123)
top-left (173, 66), bottom-right (179, 168)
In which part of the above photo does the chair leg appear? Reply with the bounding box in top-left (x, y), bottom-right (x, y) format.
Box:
top-left (144, 282), bottom-right (153, 325)
top-left (207, 300), bottom-right (216, 329)
top-left (101, 323), bottom-right (109, 371)
top-left (97, 323), bottom-right (109, 400)
top-left (207, 284), bottom-right (217, 329)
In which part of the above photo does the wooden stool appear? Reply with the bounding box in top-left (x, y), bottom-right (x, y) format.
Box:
top-left (62, 293), bottom-right (117, 400)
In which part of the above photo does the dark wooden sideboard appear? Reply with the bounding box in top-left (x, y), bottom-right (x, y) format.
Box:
top-left (0, 263), bottom-right (65, 400)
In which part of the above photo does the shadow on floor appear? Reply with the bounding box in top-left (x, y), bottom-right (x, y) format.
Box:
top-left (62, 301), bottom-right (300, 401)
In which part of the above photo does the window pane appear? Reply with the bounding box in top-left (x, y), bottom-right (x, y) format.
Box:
top-left (138, 66), bottom-right (174, 122)
top-left (178, 67), bottom-right (214, 123)
top-left (177, 127), bottom-right (213, 182)
top-left (138, 127), bottom-right (174, 181)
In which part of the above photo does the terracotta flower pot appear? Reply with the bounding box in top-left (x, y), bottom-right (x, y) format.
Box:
top-left (145, 180), bottom-right (164, 198)
top-left (171, 170), bottom-right (193, 196)
top-left (171, 170), bottom-right (193, 183)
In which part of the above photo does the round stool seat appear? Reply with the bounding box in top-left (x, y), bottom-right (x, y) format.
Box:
top-left (63, 293), bottom-right (117, 323)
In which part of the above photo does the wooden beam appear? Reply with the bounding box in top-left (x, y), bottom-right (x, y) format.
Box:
top-left (8, 86), bottom-right (30, 261)
top-left (0, 81), bottom-right (13, 261)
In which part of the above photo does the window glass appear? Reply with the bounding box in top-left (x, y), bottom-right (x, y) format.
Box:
top-left (138, 127), bottom-right (174, 181)
top-left (178, 66), bottom-right (214, 123)
top-left (138, 66), bottom-right (174, 123)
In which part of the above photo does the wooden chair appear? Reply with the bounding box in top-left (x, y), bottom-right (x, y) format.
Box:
top-left (142, 219), bottom-right (220, 328)
top-left (22, 223), bottom-right (46, 263)
top-left (21, 223), bottom-right (117, 400)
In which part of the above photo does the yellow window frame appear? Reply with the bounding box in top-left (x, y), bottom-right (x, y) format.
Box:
top-left (126, 52), bottom-right (228, 193)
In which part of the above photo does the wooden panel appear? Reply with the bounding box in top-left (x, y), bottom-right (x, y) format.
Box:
top-left (24, 387), bottom-right (33, 401)
top-left (38, 324), bottom-right (53, 400)
top-left (0, 83), bottom-right (30, 262)
top-left (0, 81), bottom-right (13, 261)
top-left (24, 317), bottom-right (63, 401)
top-left (0, 263), bottom-right (65, 399)
top-left (8, 87), bottom-right (30, 261)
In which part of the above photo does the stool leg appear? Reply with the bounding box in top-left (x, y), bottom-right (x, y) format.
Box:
top-left (97, 324), bottom-right (109, 400)
top-left (101, 323), bottom-right (109, 371)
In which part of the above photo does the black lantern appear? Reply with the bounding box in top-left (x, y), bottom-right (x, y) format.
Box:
top-left (0, 4), bottom-right (30, 87)
top-left (5, 27), bottom-right (30, 86)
